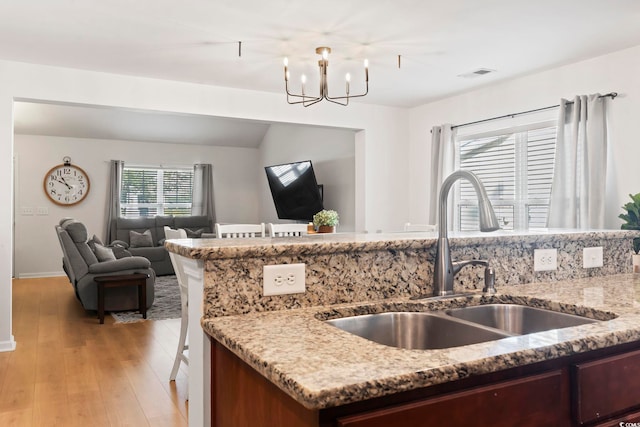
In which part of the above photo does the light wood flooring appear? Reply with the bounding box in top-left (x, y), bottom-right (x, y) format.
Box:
top-left (0, 276), bottom-right (189, 426)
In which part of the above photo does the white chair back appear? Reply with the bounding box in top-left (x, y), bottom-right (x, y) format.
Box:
top-left (268, 223), bottom-right (308, 237)
top-left (215, 223), bottom-right (266, 238)
top-left (164, 226), bottom-right (190, 381)
top-left (403, 223), bottom-right (436, 232)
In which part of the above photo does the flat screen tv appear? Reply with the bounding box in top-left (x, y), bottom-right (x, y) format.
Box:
top-left (265, 160), bottom-right (324, 221)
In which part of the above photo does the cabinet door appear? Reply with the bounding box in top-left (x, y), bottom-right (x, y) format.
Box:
top-left (573, 349), bottom-right (640, 425)
top-left (336, 370), bottom-right (567, 427)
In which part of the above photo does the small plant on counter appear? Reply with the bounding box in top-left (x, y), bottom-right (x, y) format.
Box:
top-left (313, 209), bottom-right (339, 227)
top-left (619, 193), bottom-right (640, 253)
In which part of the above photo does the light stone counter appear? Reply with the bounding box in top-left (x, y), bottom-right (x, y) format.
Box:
top-left (201, 274), bottom-right (640, 410)
top-left (165, 229), bottom-right (640, 423)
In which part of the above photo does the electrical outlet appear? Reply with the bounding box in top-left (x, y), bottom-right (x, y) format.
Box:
top-left (263, 263), bottom-right (305, 296)
top-left (583, 247), bottom-right (603, 268)
top-left (534, 248), bottom-right (557, 271)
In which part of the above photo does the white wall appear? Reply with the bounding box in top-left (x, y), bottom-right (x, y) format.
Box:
top-left (408, 43), bottom-right (640, 229)
top-left (0, 59), bottom-right (409, 351)
top-left (13, 134), bottom-right (261, 277)
top-left (258, 123), bottom-right (356, 231)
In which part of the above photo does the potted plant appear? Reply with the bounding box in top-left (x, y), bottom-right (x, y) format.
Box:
top-left (619, 193), bottom-right (640, 272)
top-left (313, 209), bottom-right (339, 233)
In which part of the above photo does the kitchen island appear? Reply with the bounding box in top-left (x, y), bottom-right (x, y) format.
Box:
top-left (165, 229), bottom-right (639, 427)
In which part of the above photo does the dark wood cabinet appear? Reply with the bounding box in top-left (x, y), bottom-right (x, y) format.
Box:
top-left (210, 341), bottom-right (640, 427)
top-left (572, 349), bottom-right (640, 425)
top-left (336, 370), bottom-right (568, 427)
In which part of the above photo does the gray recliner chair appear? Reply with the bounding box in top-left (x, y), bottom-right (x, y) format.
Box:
top-left (55, 219), bottom-right (155, 312)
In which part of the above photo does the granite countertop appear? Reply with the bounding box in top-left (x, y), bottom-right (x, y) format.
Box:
top-left (202, 273), bottom-right (640, 410)
top-left (165, 229), bottom-right (632, 260)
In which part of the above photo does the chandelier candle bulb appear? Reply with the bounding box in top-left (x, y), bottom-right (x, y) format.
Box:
top-left (284, 58), bottom-right (289, 80)
top-left (364, 59), bottom-right (369, 81)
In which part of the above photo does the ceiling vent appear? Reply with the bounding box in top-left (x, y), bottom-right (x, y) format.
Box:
top-left (457, 68), bottom-right (496, 78)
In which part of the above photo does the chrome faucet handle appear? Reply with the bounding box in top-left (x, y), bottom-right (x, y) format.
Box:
top-left (452, 259), bottom-right (489, 276)
top-left (483, 266), bottom-right (496, 294)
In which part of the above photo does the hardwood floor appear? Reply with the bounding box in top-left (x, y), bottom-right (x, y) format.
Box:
top-left (0, 277), bottom-right (189, 426)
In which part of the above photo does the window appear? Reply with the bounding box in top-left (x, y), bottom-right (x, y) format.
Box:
top-left (455, 121), bottom-right (556, 231)
top-left (120, 167), bottom-right (193, 217)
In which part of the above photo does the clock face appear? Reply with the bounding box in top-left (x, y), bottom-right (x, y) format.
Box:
top-left (43, 164), bottom-right (91, 206)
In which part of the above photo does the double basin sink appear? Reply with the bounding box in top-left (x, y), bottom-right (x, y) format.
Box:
top-left (325, 303), bottom-right (603, 350)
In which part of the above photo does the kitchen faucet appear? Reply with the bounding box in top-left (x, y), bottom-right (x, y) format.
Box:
top-left (433, 170), bottom-right (499, 296)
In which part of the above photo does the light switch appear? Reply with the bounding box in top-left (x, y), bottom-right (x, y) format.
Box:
top-left (36, 207), bottom-right (49, 216)
top-left (21, 207), bottom-right (34, 216)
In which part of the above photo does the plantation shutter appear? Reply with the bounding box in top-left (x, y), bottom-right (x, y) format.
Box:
top-left (456, 122), bottom-right (556, 231)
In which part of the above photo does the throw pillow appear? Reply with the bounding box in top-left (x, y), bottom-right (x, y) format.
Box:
top-left (129, 229), bottom-right (154, 248)
top-left (87, 234), bottom-right (104, 252)
top-left (93, 242), bottom-right (117, 262)
top-left (185, 228), bottom-right (204, 238)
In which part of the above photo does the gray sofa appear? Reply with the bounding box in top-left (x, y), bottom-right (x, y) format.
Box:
top-left (56, 219), bottom-right (156, 311)
top-left (109, 215), bottom-right (213, 275)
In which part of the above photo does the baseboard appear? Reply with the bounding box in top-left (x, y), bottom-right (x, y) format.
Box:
top-left (16, 272), bottom-right (66, 279)
top-left (0, 336), bottom-right (16, 352)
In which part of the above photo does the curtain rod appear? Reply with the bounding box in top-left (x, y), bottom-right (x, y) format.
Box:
top-left (451, 92), bottom-right (618, 130)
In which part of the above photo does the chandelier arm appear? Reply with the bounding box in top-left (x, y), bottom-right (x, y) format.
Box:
top-left (286, 95), bottom-right (322, 105)
top-left (325, 83), bottom-right (369, 101)
top-left (302, 97), bottom-right (324, 107)
top-left (325, 97), bottom-right (349, 106)
top-left (285, 82), bottom-right (322, 104)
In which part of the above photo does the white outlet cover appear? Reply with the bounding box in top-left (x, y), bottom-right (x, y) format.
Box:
top-left (534, 248), bottom-right (557, 272)
top-left (583, 247), bottom-right (603, 268)
top-left (263, 263), bottom-right (305, 296)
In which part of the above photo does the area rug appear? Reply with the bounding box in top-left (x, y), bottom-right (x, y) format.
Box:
top-left (111, 275), bottom-right (182, 323)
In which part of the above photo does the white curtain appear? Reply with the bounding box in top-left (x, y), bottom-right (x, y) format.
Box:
top-left (547, 94), bottom-right (608, 229)
top-left (105, 160), bottom-right (124, 243)
top-left (192, 163), bottom-right (216, 229)
top-left (428, 124), bottom-right (456, 225)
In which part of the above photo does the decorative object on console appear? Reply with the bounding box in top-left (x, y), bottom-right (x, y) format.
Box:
top-left (284, 47), bottom-right (368, 107)
top-left (43, 156), bottom-right (90, 206)
top-left (313, 209), bottom-right (339, 233)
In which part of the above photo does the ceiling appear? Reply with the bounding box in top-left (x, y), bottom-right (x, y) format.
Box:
top-left (13, 101), bottom-right (274, 147)
top-left (2, 0), bottom-right (640, 109)
top-left (7, 1), bottom-right (640, 146)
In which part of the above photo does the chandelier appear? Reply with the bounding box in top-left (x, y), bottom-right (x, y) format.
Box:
top-left (283, 47), bottom-right (369, 107)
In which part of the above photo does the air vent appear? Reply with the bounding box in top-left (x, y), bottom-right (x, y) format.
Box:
top-left (458, 68), bottom-right (496, 78)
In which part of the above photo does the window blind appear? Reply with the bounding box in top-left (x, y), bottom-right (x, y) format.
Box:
top-left (120, 167), bottom-right (193, 217)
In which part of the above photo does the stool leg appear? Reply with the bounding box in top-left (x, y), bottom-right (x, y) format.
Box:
top-left (170, 299), bottom-right (189, 381)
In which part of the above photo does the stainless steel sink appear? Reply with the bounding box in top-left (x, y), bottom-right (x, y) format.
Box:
top-left (445, 304), bottom-right (597, 334)
top-left (325, 312), bottom-right (511, 350)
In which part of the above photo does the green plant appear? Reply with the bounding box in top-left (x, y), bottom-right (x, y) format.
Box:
top-left (619, 193), bottom-right (640, 253)
top-left (313, 209), bottom-right (339, 227)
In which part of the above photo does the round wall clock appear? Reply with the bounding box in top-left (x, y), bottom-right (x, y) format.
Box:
top-left (43, 157), bottom-right (91, 206)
